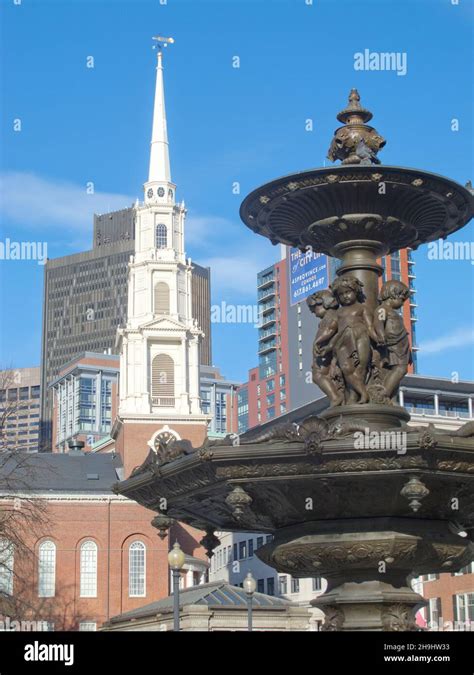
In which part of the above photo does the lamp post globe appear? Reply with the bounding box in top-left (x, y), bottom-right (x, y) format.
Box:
top-left (243, 572), bottom-right (256, 632)
top-left (243, 571), bottom-right (256, 595)
top-left (168, 541), bottom-right (186, 570)
top-left (168, 542), bottom-right (185, 632)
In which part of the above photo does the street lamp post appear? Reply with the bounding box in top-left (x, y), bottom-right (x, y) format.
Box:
top-left (243, 571), bottom-right (256, 632)
top-left (168, 541), bottom-right (185, 632)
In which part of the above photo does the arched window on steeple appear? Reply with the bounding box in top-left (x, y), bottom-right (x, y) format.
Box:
top-left (151, 354), bottom-right (175, 406)
top-left (154, 282), bottom-right (170, 315)
top-left (155, 224), bottom-right (167, 249)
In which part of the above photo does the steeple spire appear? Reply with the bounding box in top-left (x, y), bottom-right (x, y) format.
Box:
top-left (148, 49), bottom-right (171, 183)
top-left (144, 37), bottom-right (175, 204)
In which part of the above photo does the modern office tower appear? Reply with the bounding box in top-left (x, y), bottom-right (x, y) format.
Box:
top-left (40, 235), bottom-right (133, 450)
top-left (236, 245), bottom-right (417, 432)
top-left (0, 367), bottom-right (41, 452)
top-left (41, 212), bottom-right (211, 453)
top-left (199, 365), bottom-right (240, 436)
top-left (50, 352), bottom-right (120, 453)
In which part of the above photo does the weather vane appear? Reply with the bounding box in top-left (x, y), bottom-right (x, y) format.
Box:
top-left (152, 35), bottom-right (175, 51)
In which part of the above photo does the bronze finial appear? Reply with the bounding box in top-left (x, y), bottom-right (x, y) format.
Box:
top-left (336, 88), bottom-right (373, 124)
top-left (328, 89), bottom-right (386, 165)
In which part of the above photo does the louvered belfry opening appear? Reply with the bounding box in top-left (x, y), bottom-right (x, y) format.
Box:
top-left (151, 354), bottom-right (175, 406)
top-left (154, 282), bottom-right (170, 315)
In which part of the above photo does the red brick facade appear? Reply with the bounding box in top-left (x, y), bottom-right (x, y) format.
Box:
top-left (8, 496), bottom-right (206, 630)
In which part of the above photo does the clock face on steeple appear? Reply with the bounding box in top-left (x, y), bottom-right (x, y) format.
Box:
top-left (147, 188), bottom-right (153, 199)
top-left (157, 187), bottom-right (165, 198)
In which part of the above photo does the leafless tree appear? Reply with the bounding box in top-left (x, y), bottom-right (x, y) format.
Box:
top-left (0, 368), bottom-right (50, 620)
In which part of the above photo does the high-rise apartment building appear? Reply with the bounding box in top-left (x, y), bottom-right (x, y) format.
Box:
top-left (236, 245), bottom-right (417, 432)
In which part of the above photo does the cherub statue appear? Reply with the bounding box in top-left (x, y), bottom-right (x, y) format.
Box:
top-left (328, 275), bottom-right (378, 404)
top-left (374, 279), bottom-right (412, 400)
top-left (307, 290), bottom-right (344, 406)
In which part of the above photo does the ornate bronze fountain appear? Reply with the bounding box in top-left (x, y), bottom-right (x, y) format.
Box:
top-left (115, 90), bottom-right (474, 631)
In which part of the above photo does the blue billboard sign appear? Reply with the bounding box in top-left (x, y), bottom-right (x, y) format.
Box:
top-left (288, 248), bottom-right (328, 305)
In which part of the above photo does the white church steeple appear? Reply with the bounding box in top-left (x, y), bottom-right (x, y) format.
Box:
top-left (116, 38), bottom-right (208, 445)
top-left (144, 39), bottom-right (175, 205)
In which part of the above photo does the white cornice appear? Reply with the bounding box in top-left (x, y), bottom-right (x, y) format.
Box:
top-left (0, 492), bottom-right (131, 503)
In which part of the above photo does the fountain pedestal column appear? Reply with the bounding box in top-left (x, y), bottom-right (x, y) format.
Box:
top-left (256, 518), bottom-right (472, 632)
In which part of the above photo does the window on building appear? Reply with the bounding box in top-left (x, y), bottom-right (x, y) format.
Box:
top-left (154, 282), bottom-right (170, 315)
top-left (291, 577), bottom-right (300, 593)
top-left (279, 375), bottom-right (285, 387)
top-left (266, 379), bottom-right (275, 392)
top-left (454, 593), bottom-right (474, 625)
top-left (79, 377), bottom-right (96, 432)
top-left (129, 541), bottom-right (146, 597)
top-left (38, 541), bottom-right (56, 597)
top-left (454, 562), bottom-right (474, 576)
top-left (248, 539), bottom-right (254, 558)
top-left (237, 389), bottom-right (249, 434)
top-left (267, 577), bottom-right (275, 596)
top-left (266, 393), bottom-right (275, 406)
top-left (233, 543), bottom-right (238, 562)
top-left (391, 257), bottom-right (401, 275)
top-left (257, 579), bottom-right (265, 594)
top-left (200, 389), bottom-right (211, 415)
top-left (79, 622), bottom-right (97, 631)
top-left (7, 389), bottom-right (17, 401)
top-left (151, 354), bottom-right (175, 403)
top-left (428, 597), bottom-right (441, 627)
top-left (80, 541), bottom-right (98, 597)
top-left (155, 223), bottom-right (167, 249)
top-left (215, 392), bottom-right (227, 434)
top-left (312, 576), bottom-right (322, 592)
top-left (19, 387), bottom-right (29, 400)
top-left (256, 537), bottom-right (263, 550)
top-left (256, 385), bottom-right (260, 396)
top-left (100, 380), bottom-right (112, 432)
top-left (267, 406), bottom-right (275, 420)
top-left (425, 574), bottom-right (438, 581)
top-left (0, 539), bottom-right (14, 596)
top-left (239, 541), bottom-right (247, 560)
top-left (280, 403), bottom-right (286, 414)
top-left (279, 575), bottom-right (287, 595)
top-left (266, 535), bottom-right (272, 544)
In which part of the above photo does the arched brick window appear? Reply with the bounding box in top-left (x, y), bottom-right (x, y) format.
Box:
top-left (80, 541), bottom-right (98, 597)
top-left (129, 541), bottom-right (146, 597)
top-left (38, 540), bottom-right (56, 597)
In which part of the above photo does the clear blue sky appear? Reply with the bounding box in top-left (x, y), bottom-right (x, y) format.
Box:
top-left (0, 0), bottom-right (473, 383)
